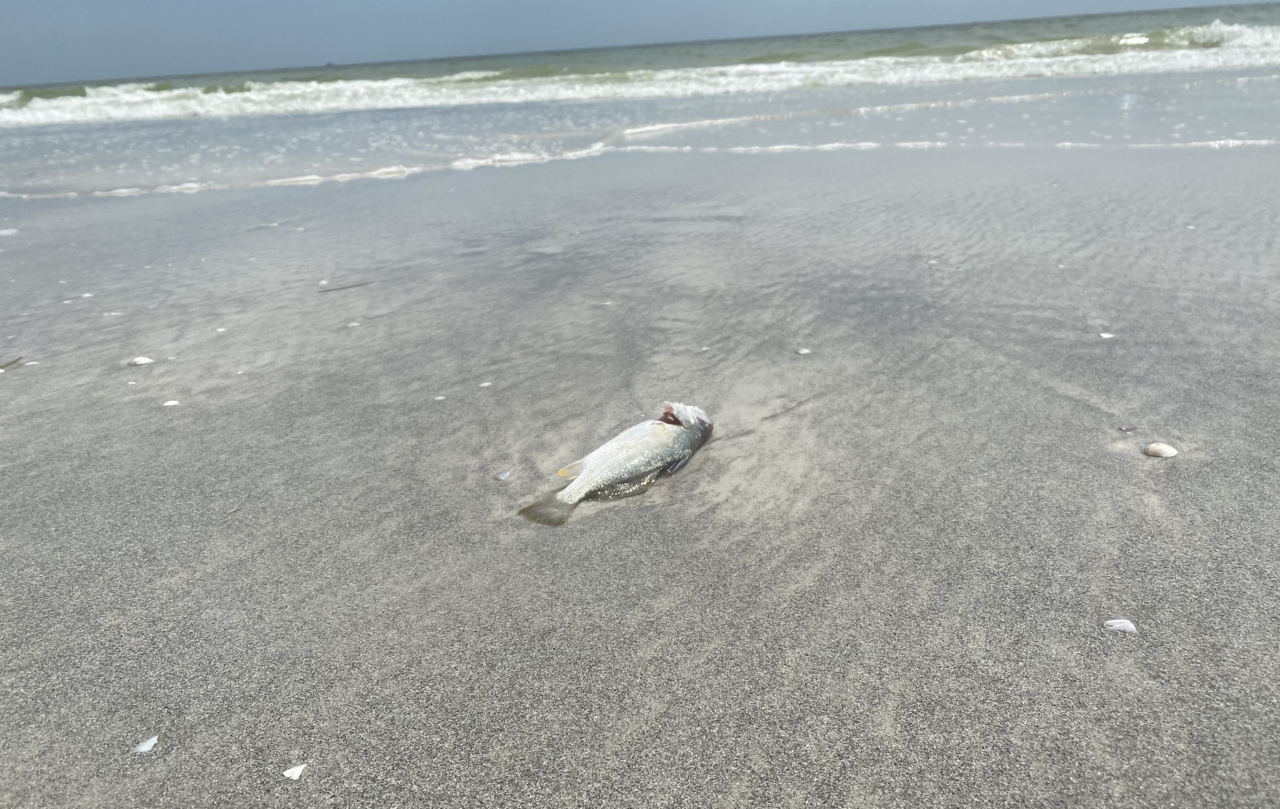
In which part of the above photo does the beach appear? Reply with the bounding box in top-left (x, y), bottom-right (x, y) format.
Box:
top-left (5, 6), bottom-right (1280, 804)
top-left (4, 141), bottom-right (1280, 806)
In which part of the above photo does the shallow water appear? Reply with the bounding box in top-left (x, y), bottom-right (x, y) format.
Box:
top-left (2, 5), bottom-right (1280, 198)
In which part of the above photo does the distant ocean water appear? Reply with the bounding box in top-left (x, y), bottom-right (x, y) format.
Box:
top-left (3, 3), bottom-right (1279, 197)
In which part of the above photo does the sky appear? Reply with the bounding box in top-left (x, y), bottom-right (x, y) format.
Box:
top-left (3, 0), bottom-right (1264, 87)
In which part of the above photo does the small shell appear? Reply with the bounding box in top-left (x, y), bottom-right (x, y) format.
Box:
top-left (283, 764), bottom-right (306, 780)
top-left (795, 348), bottom-right (811, 355)
top-left (479, 382), bottom-right (492, 387)
top-left (133, 736), bottom-right (158, 753)
top-left (129, 357), bottom-right (155, 366)
top-left (1104, 619), bottom-right (1136, 633)
top-left (1099, 333), bottom-right (1114, 339)
top-left (1145, 443), bottom-right (1178, 458)
top-left (496, 470), bottom-right (511, 481)
top-left (347, 322), bottom-right (359, 327)
top-left (434, 395), bottom-right (446, 401)
top-left (162, 400), bottom-right (179, 406)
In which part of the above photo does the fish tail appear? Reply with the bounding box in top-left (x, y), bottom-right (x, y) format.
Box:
top-left (517, 491), bottom-right (577, 526)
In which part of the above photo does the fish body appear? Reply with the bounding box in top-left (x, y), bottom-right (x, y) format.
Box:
top-left (518, 402), bottom-right (712, 526)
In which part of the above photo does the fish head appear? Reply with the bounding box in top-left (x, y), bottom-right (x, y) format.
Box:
top-left (657, 401), bottom-right (713, 445)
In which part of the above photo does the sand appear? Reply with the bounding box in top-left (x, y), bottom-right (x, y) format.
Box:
top-left (3, 146), bottom-right (1279, 806)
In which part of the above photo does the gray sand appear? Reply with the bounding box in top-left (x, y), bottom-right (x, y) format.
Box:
top-left (3, 147), bottom-right (1279, 806)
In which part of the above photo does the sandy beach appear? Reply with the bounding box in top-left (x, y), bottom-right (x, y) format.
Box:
top-left (3, 143), bottom-right (1280, 806)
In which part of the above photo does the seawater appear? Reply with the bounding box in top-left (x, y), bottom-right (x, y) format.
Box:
top-left (2, 3), bottom-right (1280, 197)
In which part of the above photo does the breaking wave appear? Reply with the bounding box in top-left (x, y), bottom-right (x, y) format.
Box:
top-left (3, 21), bottom-right (1279, 128)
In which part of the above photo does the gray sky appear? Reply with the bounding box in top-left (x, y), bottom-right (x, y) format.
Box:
top-left (3, 0), bottom-right (1261, 86)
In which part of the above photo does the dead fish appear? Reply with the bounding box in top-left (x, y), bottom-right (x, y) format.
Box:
top-left (518, 402), bottom-right (712, 526)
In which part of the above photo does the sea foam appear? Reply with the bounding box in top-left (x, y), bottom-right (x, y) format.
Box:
top-left (3, 21), bottom-right (1279, 128)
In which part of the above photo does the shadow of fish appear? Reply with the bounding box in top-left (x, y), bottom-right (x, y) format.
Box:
top-left (518, 402), bottom-right (713, 526)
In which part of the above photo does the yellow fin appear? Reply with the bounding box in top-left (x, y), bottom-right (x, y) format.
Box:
top-left (557, 460), bottom-right (585, 480)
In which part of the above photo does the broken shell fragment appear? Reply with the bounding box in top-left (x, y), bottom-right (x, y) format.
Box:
top-left (162, 400), bottom-right (179, 407)
top-left (129, 357), bottom-right (155, 366)
top-left (795, 348), bottom-right (811, 355)
top-left (1145, 443), bottom-right (1178, 458)
top-left (1104, 619), bottom-right (1137, 633)
top-left (283, 764), bottom-right (307, 780)
top-left (133, 736), bottom-right (158, 753)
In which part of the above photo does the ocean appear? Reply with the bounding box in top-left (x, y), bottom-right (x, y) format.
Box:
top-left (2, 3), bottom-right (1280, 199)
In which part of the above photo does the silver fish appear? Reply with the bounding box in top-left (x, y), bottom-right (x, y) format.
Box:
top-left (518, 401), bottom-right (713, 526)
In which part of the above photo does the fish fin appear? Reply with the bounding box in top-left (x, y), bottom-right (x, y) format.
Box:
top-left (556, 460), bottom-right (585, 480)
top-left (665, 455), bottom-right (691, 474)
top-left (518, 491), bottom-right (577, 526)
top-left (584, 469), bottom-right (660, 502)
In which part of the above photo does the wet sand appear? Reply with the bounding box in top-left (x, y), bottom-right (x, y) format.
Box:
top-left (3, 147), bottom-right (1280, 806)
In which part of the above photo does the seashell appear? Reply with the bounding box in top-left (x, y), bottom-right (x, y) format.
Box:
top-left (283, 764), bottom-right (306, 780)
top-left (162, 400), bottom-right (179, 406)
top-left (1104, 619), bottom-right (1136, 633)
top-left (81, 293), bottom-right (93, 298)
top-left (347, 322), bottom-right (359, 327)
top-left (1099, 333), bottom-right (1114, 339)
top-left (434, 396), bottom-right (446, 401)
top-left (23, 361), bottom-right (37, 365)
top-left (479, 382), bottom-right (492, 387)
top-left (1145, 443), bottom-right (1177, 458)
top-left (216, 328), bottom-right (225, 332)
top-left (795, 348), bottom-right (811, 355)
top-left (496, 470), bottom-right (511, 481)
top-left (133, 736), bottom-right (158, 753)
top-left (129, 357), bottom-right (154, 366)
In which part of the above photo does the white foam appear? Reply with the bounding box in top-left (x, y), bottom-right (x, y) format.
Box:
top-left (725, 142), bottom-right (880, 153)
top-left (1130, 138), bottom-right (1277, 148)
top-left (5, 22), bottom-right (1279, 128)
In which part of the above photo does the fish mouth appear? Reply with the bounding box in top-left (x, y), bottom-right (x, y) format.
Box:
top-left (658, 401), bottom-right (712, 430)
top-left (659, 408), bottom-right (683, 427)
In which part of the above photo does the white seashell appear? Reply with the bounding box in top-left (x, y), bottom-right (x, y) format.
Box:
top-left (347, 322), bottom-right (359, 327)
top-left (319, 280), bottom-right (328, 285)
top-left (24, 361), bottom-right (37, 365)
top-left (133, 736), bottom-right (158, 753)
top-left (216, 328), bottom-right (225, 332)
top-left (1099, 333), bottom-right (1114, 339)
top-left (128, 381), bottom-right (137, 385)
top-left (1104, 619), bottom-right (1136, 633)
top-left (81, 293), bottom-right (93, 298)
top-left (479, 382), bottom-right (492, 387)
top-left (162, 400), bottom-right (179, 406)
top-left (434, 396), bottom-right (446, 401)
top-left (496, 470), bottom-right (511, 481)
top-left (700, 347), bottom-right (709, 351)
top-left (129, 357), bottom-right (154, 366)
top-left (795, 348), bottom-right (811, 355)
top-left (1145, 443), bottom-right (1178, 458)
top-left (283, 764), bottom-right (306, 780)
